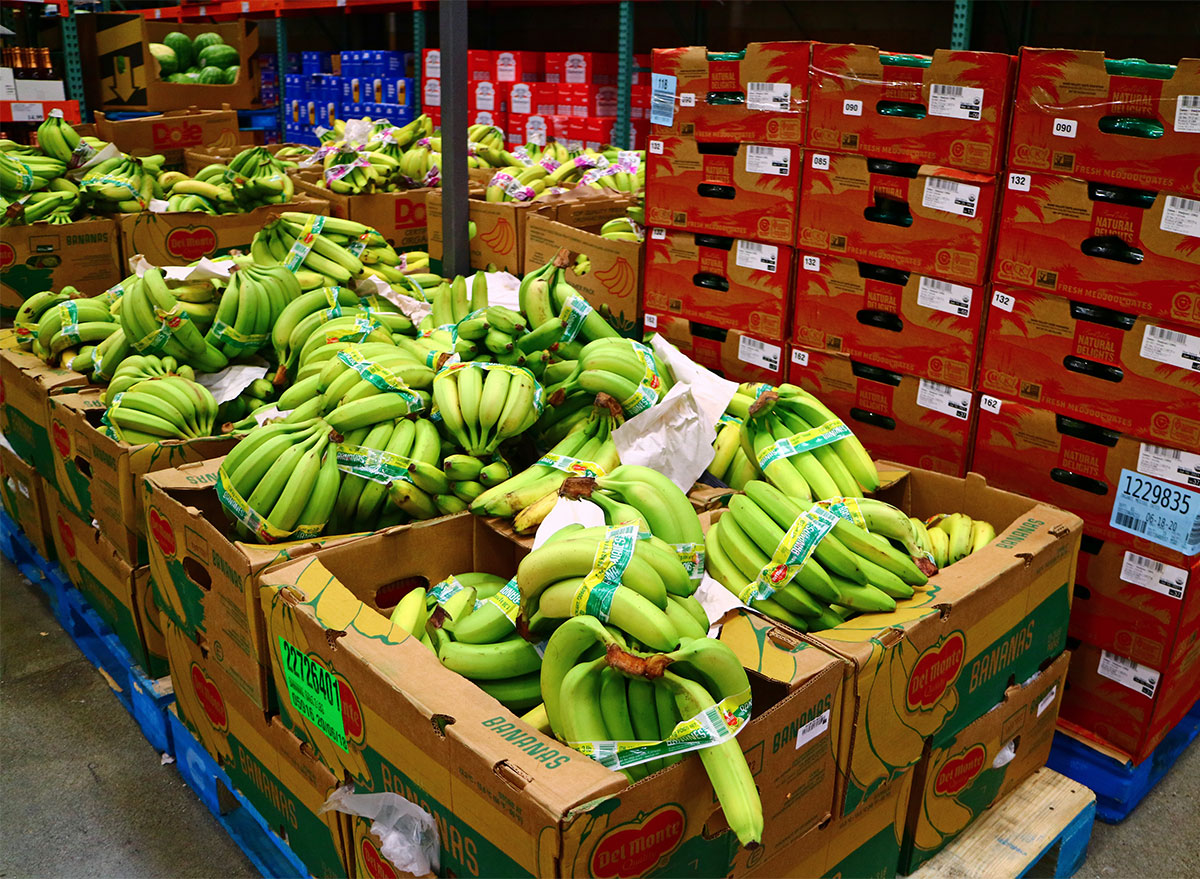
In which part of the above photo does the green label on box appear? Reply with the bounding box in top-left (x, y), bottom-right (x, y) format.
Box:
top-left (278, 636), bottom-right (348, 752)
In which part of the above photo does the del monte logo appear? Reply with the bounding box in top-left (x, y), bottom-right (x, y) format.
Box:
top-left (591, 804), bottom-right (686, 879)
top-left (148, 507), bottom-right (176, 557)
top-left (907, 631), bottom-right (966, 711)
top-left (934, 744), bottom-right (986, 796)
top-left (360, 837), bottom-right (398, 879)
top-left (166, 226), bottom-right (217, 261)
top-left (0, 241), bottom-right (14, 269)
top-left (191, 663), bottom-right (228, 730)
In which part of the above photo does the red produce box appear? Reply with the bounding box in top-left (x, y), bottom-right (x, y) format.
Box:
top-left (647, 313), bottom-right (785, 385)
top-left (545, 52), bottom-right (616, 85)
top-left (469, 80), bottom-right (506, 114)
top-left (494, 50), bottom-right (543, 84)
top-left (508, 82), bottom-right (558, 117)
top-left (421, 49), bottom-right (492, 82)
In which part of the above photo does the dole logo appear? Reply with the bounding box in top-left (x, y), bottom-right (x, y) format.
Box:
top-left (907, 631), bottom-right (966, 711)
top-left (148, 507), bottom-right (176, 558)
top-left (52, 420), bottom-right (71, 458)
top-left (590, 805), bottom-right (686, 879)
top-left (56, 514), bottom-right (76, 560)
top-left (152, 120), bottom-right (203, 148)
top-left (394, 198), bottom-right (426, 228)
top-left (934, 744), bottom-right (986, 796)
top-left (166, 226), bottom-right (218, 261)
top-left (0, 242), bottom-right (14, 269)
top-left (360, 837), bottom-right (398, 879)
top-left (191, 663), bottom-right (228, 730)
top-left (339, 678), bottom-right (364, 741)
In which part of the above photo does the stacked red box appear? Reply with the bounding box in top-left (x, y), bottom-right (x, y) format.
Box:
top-left (468, 80), bottom-right (507, 115)
top-left (493, 50), bottom-right (543, 84)
top-left (545, 52), bottom-right (616, 85)
top-left (508, 82), bottom-right (558, 117)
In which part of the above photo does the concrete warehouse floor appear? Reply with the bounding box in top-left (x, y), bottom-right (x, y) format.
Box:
top-left (2, 557), bottom-right (1197, 879)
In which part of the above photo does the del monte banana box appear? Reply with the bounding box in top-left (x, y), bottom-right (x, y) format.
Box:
top-left (0, 444), bottom-right (53, 561)
top-left (46, 488), bottom-right (166, 675)
top-left (899, 652), bottom-right (1069, 872)
top-left (164, 616), bottom-right (351, 878)
top-left (0, 349), bottom-right (91, 485)
top-left (95, 107), bottom-right (241, 169)
top-left (48, 388), bottom-right (237, 568)
top-left (290, 175), bottom-right (433, 251)
top-left (259, 514), bottom-right (847, 878)
top-left (786, 347), bottom-right (975, 477)
top-left (144, 458), bottom-right (366, 712)
top-left (791, 251), bottom-right (984, 389)
top-left (0, 217), bottom-right (123, 319)
top-left (978, 288), bottom-right (1200, 447)
top-left (807, 44), bottom-right (1016, 175)
top-left (116, 196), bottom-right (329, 270)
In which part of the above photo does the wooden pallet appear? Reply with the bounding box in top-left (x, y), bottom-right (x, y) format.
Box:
top-left (910, 768), bottom-right (1096, 879)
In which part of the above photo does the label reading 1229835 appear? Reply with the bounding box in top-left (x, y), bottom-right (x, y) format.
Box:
top-left (1110, 469), bottom-right (1200, 555)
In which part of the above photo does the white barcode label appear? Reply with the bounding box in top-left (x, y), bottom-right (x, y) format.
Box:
top-left (745, 145), bottom-right (791, 176)
top-left (1097, 650), bottom-right (1160, 699)
top-left (1160, 195), bottom-right (1200, 238)
top-left (1138, 443), bottom-right (1200, 488)
top-left (922, 177), bottom-right (980, 217)
top-left (791, 348), bottom-right (809, 367)
top-left (650, 74), bottom-right (676, 125)
top-left (747, 81), bottom-right (792, 112)
top-left (917, 276), bottom-right (972, 317)
top-left (802, 254), bottom-right (821, 272)
top-left (928, 83), bottom-right (985, 121)
top-left (796, 709), bottom-right (831, 748)
top-left (1110, 468), bottom-right (1200, 555)
top-left (1139, 324), bottom-right (1200, 372)
top-left (10, 102), bottom-right (42, 122)
top-left (644, 313), bottom-right (658, 329)
top-left (916, 379), bottom-right (972, 420)
top-left (811, 153), bottom-right (831, 171)
top-left (980, 394), bottom-right (1003, 416)
top-left (738, 335), bottom-right (782, 371)
top-left (1008, 172), bottom-right (1032, 192)
top-left (992, 289), bottom-right (1016, 312)
top-left (679, 92), bottom-right (696, 107)
top-left (1036, 685), bottom-right (1058, 718)
top-left (650, 227), bottom-right (666, 240)
top-left (843, 99), bottom-right (863, 116)
top-left (1052, 117), bottom-right (1078, 138)
top-left (1174, 95), bottom-right (1200, 133)
top-left (649, 139), bottom-right (664, 155)
top-left (1120, 551), bottom-right (1189, 600)
top-left (735, 240), bottom-right (778, 273)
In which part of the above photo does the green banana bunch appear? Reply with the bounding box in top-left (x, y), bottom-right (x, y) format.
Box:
top-left (599, 215), bottom-right (644, 242)
top-left (79, 154), bottom-right (155, 213)
top-left (433, 361), bottom-right (542, 457)
top-left (103, 374), bottom-right (217, 444)
top-left (484, 162), bottom-right (550, 203)
top-left (103, 354), bottom-right (196, 405)
top-left (205, 263), bottom-right (301, 359)
top-left (35, 111), bottom-right (85, 165)
top-left (548, 337), bottom-right (673, 417)
top-left (216, 377), bottom-right (278, 427)
top-left (31, 294), bottom-right (120, 366)
top-left (0, 150), bottom-right (67, 195)
top-left (251, 212), bottom-right (403, 287)
top-left (583, 153), bottom-right (645, 196)
top-left (118, 268), bottom-right (229, 372)
top-left (14, 288), bottom-right (74, 349)
top-left (916, 513), bottom-right (996, 568)
top-left (1, 189), bottom-right (75, 226)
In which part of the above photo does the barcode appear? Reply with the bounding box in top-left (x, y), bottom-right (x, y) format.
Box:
top-left (1147, 444), bottom-right (1182, 460)
top-left (927, 177), bottom-right (962, 191)
top-left (1148, 325), bottom-right (1190, 344)
top-left (1191, 516), bottom-right (1200, 545)
top-left (741, 241), bottom-right (765, 253)
top-left (748, 146), bottom-right (775, 157)
top-left (1182, 96), bottom-right (1200, 108)
top-left (1108, 652), bottom-right (1137, 671)
top-left (748, 83), bottom-right (775, 92)
top-left (925, 278), bottom-right (952, 293)
top-left (1115, 511), bottom-right (1149, 533)
top-left (931, 84), bottom-right (964, 96)
top-left (1129, 554), bottom-right (1165, 574)
top-left (742, 337), bottom-right (766, 350)
top-left (1165, 195), bottom-right (1199, 213)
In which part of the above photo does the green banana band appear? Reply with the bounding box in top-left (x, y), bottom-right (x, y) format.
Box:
top-left (756, 418), bottom-right (853, 469)
top-left (100, 390), bottom-right (125, 441)
top-left (474, 577), bottom-right (521, 631)
top-left (572, 522), bottom-right (641, 622)
top-left (100, 282), bottom-right (126, 305)
top-left (428, 575), bottom-right (468, 606)
top-left (334, 443), bottom-right (415, 485)
top-left (435, 361), bottom-right (545, 416)
top-left (215, 468), bottom-right (324, 544)
top-left (335, 348), bottom-right (425, 413)
top-left (741, 506), bottom-right (841, 604)
top-left (208, 318), bottom-right (269, 351)
top-left (571, 687), bottom-right (752, 771)
top-left (324, 315), bottom-right (385, 345)
top-left (620, 340), bottom-right (663, 415)
top-left (283, 214), bottom-right (327, 272)
top-left (559, 292), bottom-right (594, 344)
top-left (345, 233), bottom-right (372, 258)
top-left (132, 305), bottom-right (179, 355)
top-left (534, 451), bottom-right (607, 478)
top-left (673, 541), bottom-right (706, 581)
top-left (89, 173), bottom-right (145, 208)
top-left (11, 156), bottom-right (34, 190)
top-left (815, 497), bottom-right (868, 530)
top-left (57, 301), bottom-right (81, 346)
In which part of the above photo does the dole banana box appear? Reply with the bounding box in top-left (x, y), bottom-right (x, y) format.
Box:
top-left (798, 152), bottom-right (999, 286)
top-left (95, 107), bottom-right (241, 167)
top-left (978, 287), bottom-right (1200, 447)
top-left (46, 487), bottom-right (166, 676)
top-left (163, 616), bottom-right (352, 878)
top-left (646, 313), bottom-right (786, 385)
top-left (290, 175), bottom-right (432, 250)
top-left (649, 42), bottom-right (811, 144)
top-left (807, 44), bottom-right (1015, 175)
top-left (48, 388), bottom-right (237, 568)
top-left (0, 349), bottom-right (90, 486)
top-left (1058, 637), bottom-right (1200, 765)
top-left (644, 228), bottom-right (793, 340)
top-left (116, 197), bottom-right (330, 270)
top-left (1071, 534), bottom-right (1199, 671)
top-left (790, 251), bottom-right (984, 388)
top-left (258, 514), bottom-right (848, 878)
top-left (971, 399), bottom-right (1200, 568)
top-left (645, 137), bottom-right (801, 245)
top-left (0, 217), bottom-right (123, 319)
top-left (1007, 49), bottom-right (1200, 197)
top-left (523, 211), bottom-right (643, 336)
top-left (143, 459), bottom-right (365, 713)
top-left (899, 653), bottom-right (1070, 872)
top-left (786, 347), bottom-right (976, 477)
top-left (991, 173), bottom-right (1200, 327)
top-left (797, 464), bottom-right (1080, 816)
top-left (0, 444), bottom-right (53, 561)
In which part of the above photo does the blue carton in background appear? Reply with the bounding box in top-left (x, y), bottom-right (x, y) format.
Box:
top-left (301, 51), bottom-right (332, 75)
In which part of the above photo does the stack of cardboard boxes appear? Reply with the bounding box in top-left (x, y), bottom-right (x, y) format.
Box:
top-left (972, 48), bottom-right (1200, 766)
top-left (285, 50), bottom-right (415, 144)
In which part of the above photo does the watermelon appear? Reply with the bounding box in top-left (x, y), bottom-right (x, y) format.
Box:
top-left (166, 73), bottom-right (191, 83)
top-left (196, 66), bottom-right (225, 85)
top-left (197, 43), bottom-right (239, 70)
top-left (162, 31), bottom-right (193, 70)
top-left (148, 43), bottom-right (178, 76)
top-left (191, 32), bottom-right (225, 55)
top-left (221, 66), bottom-right (240, 84)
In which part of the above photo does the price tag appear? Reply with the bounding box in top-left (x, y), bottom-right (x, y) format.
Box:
top-left (1110, 469), bottom-right (1200, 555)
top-left (1175, 95), bottom-right (1200, 133)
top-left (650, 74), bottom-right (677, 126)
top-left (644, 313), bottom-right (658, 329)
top-left (1138, 444), bottom-right (1200, 488)
top-left (1052, 117), bottom-right (1078, 138)
top-left (1097, 650), bottom-right (1159, 699)
top-left (843, 99), bottom-right (863, 116)
top-left (1008, 172), bottom-right (1031, 192)
top-left (1036, 685), bottom-right (1058, 717)
top-left (735, 240), bottom-right (778, 273)
top-left (916, 379), bottom-right (972, 420)
top-left (802, 254), bottom-right (821, 272)
top-left (1120, 551), bottom-right (1188, 600)
top-left (991, 289), bottom-right (1016, 312)
top-left (745, 145), bottom-right (791, 176)
top-left (679, 92), bottom-right (696, 107)
top-left (650, 227), bottom-right (666, 240)
top-left (746, 81), bottom-right (792, 112)
top-left (811, 153), bottom-right (831, 171)
top-left (795, 709), bottom-right (830, 748)
top-left (790, 348), bottom-right (809, 367)
top-left (242, 1), bottom-right (250, 11)
top-left (737, 335), bottom-right (781, 372)
top-left (278, 637), bottom-right (349, 751)
top-left (922, 177), bottom-right (980, 217)
top-left (1139, 324), bottom-right (1200, 371)
top-left (980, 394), bottom-right (1003, 416)
top-left (648, 139), bottom-right (664, 155)
top-left (1159, 195), bottom-right (1200, 238)
top-left (928, 84), bottom-right (984, 121)
top-left (916, 276), bottom-right (972, 317)
top-left (11, 102), bottom-right (43, 122)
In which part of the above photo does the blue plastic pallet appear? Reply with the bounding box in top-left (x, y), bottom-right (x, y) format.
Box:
top-left (0, 511), bottom-right (66, 614)
top-left (168, 709), bottom-right (310, 879)
top-left (1047, 701), bottom-right (1200, 823)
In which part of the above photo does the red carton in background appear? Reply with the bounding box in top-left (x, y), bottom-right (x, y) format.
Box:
top-left (565, 83), bottom-right (617, 117)
top-left (508, 82), bottom-right (558, 116)
top-left (798, 151), bottom-right (998, 285)
top-left (468, 80), bottom-right (506, 113)
top-left (648, 313), bottom-right (786, 385)
top-left (786, 346), bottom-right (976, 475)
top-left (651, 42), bottom-right (811, 144)
top-left (631, 83), bottom-right (651, 119)
top-left (791, 251), bottom-right (984, 388)
top-left (808, 44), bottom-right (1015, 174)
top-left (644, 227), bottom-right (794, 339)
top-left (469, 109), bottom-right (507, 132)
top-left (545, 51), bottom-right (616, 84)
top-left (992, 172), bottom-right (1200, 326)
top-left (978, 287), bottom-right (1200, 447)
top-left (494, 50), bottom-right (544, 83)
top-left (646, 136), bottom-right (801, 244)
top-left (631, 53), bottom-right (651, 85)
top-left (420, 49), bottom-right (493, 83)
top-left (1008, 48), bottom-right (1200, 197)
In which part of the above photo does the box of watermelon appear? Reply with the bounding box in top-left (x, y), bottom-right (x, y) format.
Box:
top-left (79, 15), bottom-right (263, 111)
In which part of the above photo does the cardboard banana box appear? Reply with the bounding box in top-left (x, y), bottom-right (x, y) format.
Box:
top-left (0, 446), bottom-right (54, 562)
top-left (0, 217), bottom-right (123, 319)
top-left (0, 348), bottom-right (91, 488)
